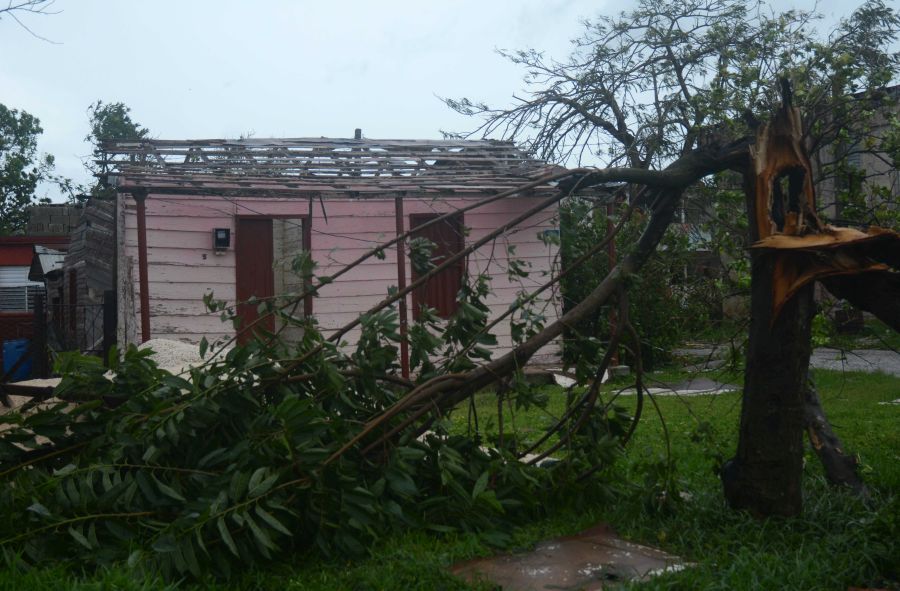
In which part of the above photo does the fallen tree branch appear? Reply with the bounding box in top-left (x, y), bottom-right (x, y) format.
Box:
top-left (803, 376), bottom-right (870, 500)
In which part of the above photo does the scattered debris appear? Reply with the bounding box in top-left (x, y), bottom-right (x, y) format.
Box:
top-left (548, 368), bottom-right (608, 389)
top-left (552, 373), bottom-right (578, 388)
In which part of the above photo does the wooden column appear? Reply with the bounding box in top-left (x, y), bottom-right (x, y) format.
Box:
top-left (133, 188), bottom-right (151, 343)
top-left (304, 196), bottom-right (314, 317)
top-left (395, 194), bottom-right (410, 378)
top-left (102, 290), bottom-right (117, 366)
top-left (33, 292), bottom-right (48, 378)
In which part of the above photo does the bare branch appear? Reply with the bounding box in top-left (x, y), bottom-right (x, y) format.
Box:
top-left (0, 0), bottom-right (60, 43)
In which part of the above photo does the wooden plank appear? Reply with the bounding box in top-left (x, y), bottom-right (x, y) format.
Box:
top-left (132, 247), bottom-right (235, 267)
top-left (147, 263), bottom-right (234, 284)
top-left (142, 282), bottom-right (233, 301)
top-left (150, 314), bottom-right (237, 334)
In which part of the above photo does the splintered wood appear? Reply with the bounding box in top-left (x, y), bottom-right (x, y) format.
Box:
top-left (747, 96), bottom-right (900, 320)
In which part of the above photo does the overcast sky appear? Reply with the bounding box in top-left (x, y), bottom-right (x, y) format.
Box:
top-left (1, 0), bottom-right (855, 201)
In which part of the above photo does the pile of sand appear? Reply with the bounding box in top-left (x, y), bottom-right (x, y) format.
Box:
top-left (138, 338), bottom-right (208, 375)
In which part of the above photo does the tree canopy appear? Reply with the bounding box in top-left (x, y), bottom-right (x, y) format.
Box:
top-left (446, 0), bottom-right (899, 180)
top-left (0, 104), bottom-right (52, 235)
top-left (85, 100), bottom-right (149, 199)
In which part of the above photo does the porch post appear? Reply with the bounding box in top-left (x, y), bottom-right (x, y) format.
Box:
top-left (134, 188), bottom-right (151, 343)
top-left (395, 194), bottom-right (410, 378)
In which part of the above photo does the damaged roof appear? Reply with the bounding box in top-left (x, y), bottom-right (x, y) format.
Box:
top-left (28, 245), bottom-right (67, 282)
top-left (98, 137), bottom-right (561, 196)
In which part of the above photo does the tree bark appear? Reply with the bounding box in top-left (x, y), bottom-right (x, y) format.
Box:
top-left (723, 253), bottom-right (814, 516)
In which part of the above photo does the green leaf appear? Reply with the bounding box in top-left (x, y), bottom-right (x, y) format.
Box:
top-left (248, 473), bottom-right (279, 498)
top-left (164, 419), bottom-right (179, 444)
top-left (385, 468), bottom-right (417, 497)
top-left (472, 471), bottom-right (490, 500)
top-left (153, 476), bottom-right (186, 502)
top-left (199, 337), bottom-right (209, 358)
top-left (141, 445), bottom-right (158, 462)
top-left (194, 528), bottom-right (208, 556)
top-left (135, 472), bottom-right (159, 503)
top-left (104, 520), bottom-right (134, 542)
top-left (425, 523), bottom-right (457, 533)
top-left (255, 505), bottom-right (292, 537)
top-left (245, 512), bottom-right (277, 552)
top-left (247, 467), bottom-right (267, 495)
top-left (229, 470), bottom-right (250, 500)
top-left (26, 502), bottom-right (51, 518)
top-left (181, 537), bottom-right (202, 577)
top-left (216, 517), bottom-right (239, 557)
top-left (68, 526), bottom-right (92, 550)
top-left (54, 464), bottom-right (76, 477)
top-left (152, 535), bottom-right (177, 553)
top-left (198, 448), bottom-right (228, 468)
top-left (64, 479), bottom-right (81, 506)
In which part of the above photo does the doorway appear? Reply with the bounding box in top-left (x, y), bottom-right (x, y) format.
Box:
top-left (235, 216), bottom-right (309, 344)
top-left (409, 213), bottom-right (464, 319)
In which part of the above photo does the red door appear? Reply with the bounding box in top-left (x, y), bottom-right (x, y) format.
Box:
top-left (235, 218), bottom-right (274, 344)
top-left (410, 213), bottom-right (464, 319)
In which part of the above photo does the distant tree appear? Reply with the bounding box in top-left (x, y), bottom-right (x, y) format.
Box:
top-left (85, 101), bottom-right (149, 198)
top-left (0, 103), bottom-right (53, 235)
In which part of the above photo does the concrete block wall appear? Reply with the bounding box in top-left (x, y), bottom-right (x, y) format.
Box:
top-left (26, 205), bottom-right (83, 236)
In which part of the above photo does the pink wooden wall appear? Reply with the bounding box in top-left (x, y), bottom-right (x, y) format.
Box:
top-left (119, 192), bottom-right (561, 362)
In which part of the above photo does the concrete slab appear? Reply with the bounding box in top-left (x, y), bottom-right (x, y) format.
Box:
top-left (810, 348), bottom-right (900, 377)
top-left (616, 377), bottom-right (738, 397)
top-left (451, 524), bottom-right (687, 590)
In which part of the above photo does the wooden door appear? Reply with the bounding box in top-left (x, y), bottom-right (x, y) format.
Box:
top-left (410, 213), bottom-right (464, 319)
top-left (235, 218), bottom-right (274, 344)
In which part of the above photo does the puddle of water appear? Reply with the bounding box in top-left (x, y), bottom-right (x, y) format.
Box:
top-left (451, 523), bottom-right (688, 590)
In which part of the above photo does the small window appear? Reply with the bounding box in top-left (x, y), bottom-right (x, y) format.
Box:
top-left (0, 285), bottom-right (45, 312)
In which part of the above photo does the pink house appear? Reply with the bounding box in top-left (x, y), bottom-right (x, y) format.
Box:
top-left (101, 137), bottom-right (563, 370)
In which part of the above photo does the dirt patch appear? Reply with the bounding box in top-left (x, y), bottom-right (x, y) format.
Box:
top-left (451, 523), bottom-right (687, 590)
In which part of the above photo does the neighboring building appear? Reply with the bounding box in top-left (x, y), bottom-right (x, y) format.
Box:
top-left (814, 86), bottom-right (900, 223)
top-left (99, 137), bottom-right (564, 368)
top-left (25, 204), bottom-right (82, 237)
top-left (39, 201), bottom-right (116, 355)
top-left (0, 235), bottom-right (69, 373)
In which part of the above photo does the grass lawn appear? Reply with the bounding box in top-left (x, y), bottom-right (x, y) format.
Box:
top-left (1, 368), bottom-right (897, 590)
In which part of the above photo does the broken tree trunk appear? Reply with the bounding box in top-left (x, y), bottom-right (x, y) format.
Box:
top-left (722, 85), bottom-right (820, 516)
top-left (723, 82), bottom-right (895, 515)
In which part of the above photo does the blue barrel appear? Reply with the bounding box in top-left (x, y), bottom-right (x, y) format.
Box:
top-left (2, 338), bottom-right (32, 381)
